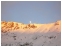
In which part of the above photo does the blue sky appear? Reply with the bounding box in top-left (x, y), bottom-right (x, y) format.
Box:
top-left (1, 1), bottom-right (61, 24)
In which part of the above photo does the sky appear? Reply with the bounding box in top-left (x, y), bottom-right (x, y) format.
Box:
top-left (1, 1), bottom-right (61, 24)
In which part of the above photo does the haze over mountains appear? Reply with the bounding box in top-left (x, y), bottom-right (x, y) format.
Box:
top-left (1, 20), bottom-right (61, 46)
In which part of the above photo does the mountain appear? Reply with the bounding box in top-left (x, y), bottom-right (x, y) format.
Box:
top-left (1, 20), bottom-right (61, 46)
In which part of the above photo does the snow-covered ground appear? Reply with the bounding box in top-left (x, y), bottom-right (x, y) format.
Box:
top-left (1, 20), bottom-right (61, 46)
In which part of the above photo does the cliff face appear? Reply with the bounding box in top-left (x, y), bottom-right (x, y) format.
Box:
top-left (1, 20), bottom-right (61, 46)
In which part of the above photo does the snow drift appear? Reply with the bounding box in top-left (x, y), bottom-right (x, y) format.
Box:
top-left (1, 20), bottom-right (61, 46)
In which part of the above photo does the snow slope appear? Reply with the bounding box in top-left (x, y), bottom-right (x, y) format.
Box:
top-left (1, 20), bottom-right (61, 46)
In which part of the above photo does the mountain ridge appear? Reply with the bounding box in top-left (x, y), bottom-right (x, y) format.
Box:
top-left (1, 20), bottom-right (61, 46)
top-left (1, 20), bottom-right (61, 33)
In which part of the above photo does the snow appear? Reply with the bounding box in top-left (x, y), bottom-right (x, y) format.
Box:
top-left (1, 20), bottom-right (61, 46)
